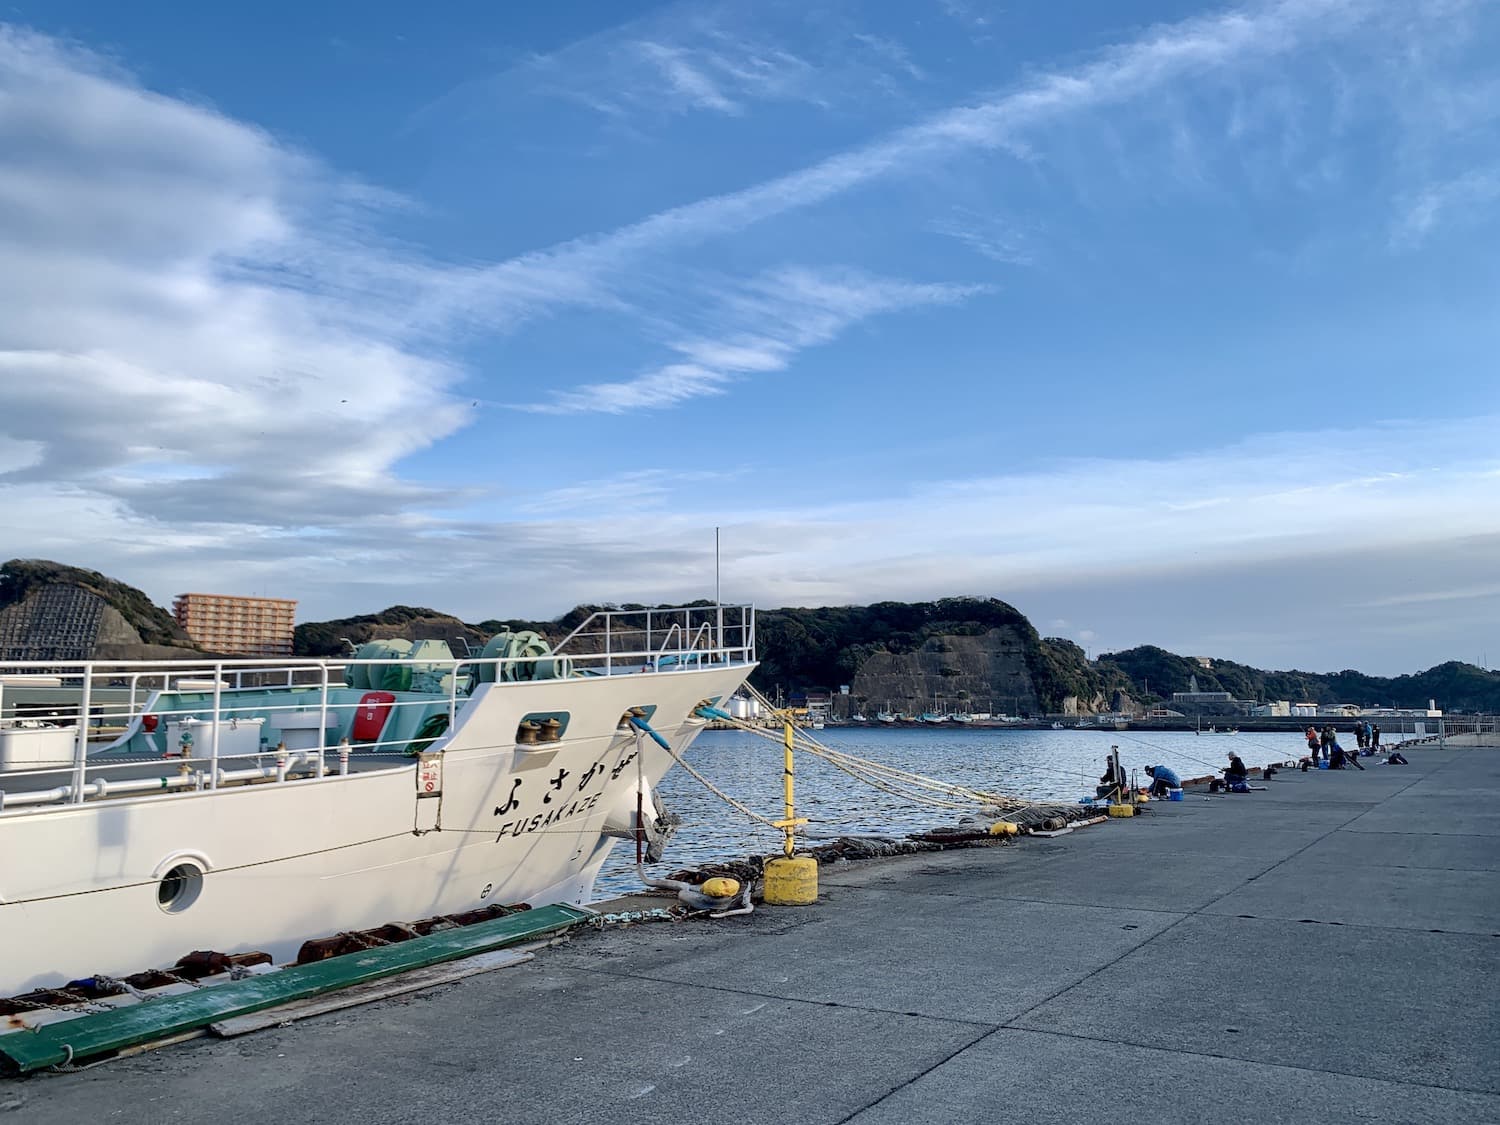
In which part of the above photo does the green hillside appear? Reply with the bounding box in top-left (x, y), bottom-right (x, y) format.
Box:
top-left (1098, 646), bottom-right (1500, 712)
top-left (0, 558), bottom-right (194, 648)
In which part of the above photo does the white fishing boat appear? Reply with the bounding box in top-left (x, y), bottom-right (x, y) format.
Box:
top-left (0, 604), bottom-right (755, 995)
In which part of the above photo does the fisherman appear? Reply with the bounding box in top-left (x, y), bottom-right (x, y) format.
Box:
top-left (1143, 763), bottom-right (1181, 798)
top-left (1371, 724), bottom-right (1381, 749)
top-left (1095, 750), bottom-right (1127, 801)
top-left (1328, 732), bottom-right (1363, 769)
top-left (1210, 751), bottom-right (1250, 793)
top-left (1301, 726), bottom-right (1321, 771)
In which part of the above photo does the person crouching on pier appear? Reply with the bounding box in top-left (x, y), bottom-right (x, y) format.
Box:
top-left (1328, 733), bottom-right (1365, 770)
top-left (1144, 764), bottom-right (1181, 798)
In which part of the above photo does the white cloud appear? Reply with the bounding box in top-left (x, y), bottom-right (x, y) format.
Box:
top-left (928, 207), bottom-right (1034, 264)
top-left (443, 0), bottom-right (1386, 338)
top-left (489, 7), bottom-right (926, 125)
top-left (0, 27), bottom-right (476, 530)
top-left (633, 41), bottom-right (748, 114)
top-left (6, 412), bottom-right (1496, 674)
top-left (1390, 164), bottom-right (1500, 247)
top-left (512, 266), bottom-right (986, 413)
top-left (478, 415), bottom-right (1500, 614)
top-left (1357, 583), bottom-right (1500, 609)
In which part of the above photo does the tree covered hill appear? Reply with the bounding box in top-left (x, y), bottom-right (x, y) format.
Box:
top-left (0, 558), bottom-right (194, 649)
top-left (1098, 646), bottom-right (1500, 712)
top-left (293, 596), bottom-right (1126, 713)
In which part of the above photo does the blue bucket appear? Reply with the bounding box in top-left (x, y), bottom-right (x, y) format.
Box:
top-left (1167, 788), bottom-right (1184, 801)
top-left (1318, 760), bottom-right (1329, 769)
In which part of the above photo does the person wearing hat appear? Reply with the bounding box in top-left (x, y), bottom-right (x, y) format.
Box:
top-left (1143, 763), bottom-right (1181, 797)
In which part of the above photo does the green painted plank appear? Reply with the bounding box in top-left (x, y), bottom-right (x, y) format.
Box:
top-left (0, 904), bottom-right (591, 1075)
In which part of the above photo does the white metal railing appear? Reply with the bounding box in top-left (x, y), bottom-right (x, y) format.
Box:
top-left (0, 603), bottom-right (756, 813)
top-left (1437, 715), bottom-right (1500, 747)
top-left (553, 603), bottom-right (755, 675)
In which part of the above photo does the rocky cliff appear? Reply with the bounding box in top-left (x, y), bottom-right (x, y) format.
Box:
top-left (849, 627), bottom-right (1042, 715)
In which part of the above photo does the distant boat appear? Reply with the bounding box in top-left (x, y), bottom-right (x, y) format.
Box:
top-left (920, 711), bottom-right (949, 724)
top-left (1050, 721), bottom-right (1064, 730)
top-left (876, 711), bottom-right (896, 724)
top-left (948, 713), bottom-right (974, 725)
top-left (850, 713), bottom-right (868, 723)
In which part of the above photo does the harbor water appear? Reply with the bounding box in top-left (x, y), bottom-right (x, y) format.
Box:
top-left (597, 726), bottom-right (1302, 896)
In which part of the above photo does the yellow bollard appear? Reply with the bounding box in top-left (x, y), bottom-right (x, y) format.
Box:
top-left (764, 856), bottom-right (819, 905)
top-left (764, 719), bottom-right (817, 905)
top-left (989, 820), bottom-right (1020, 836)
top-left (1106, 803), bottom-right (1135, 818)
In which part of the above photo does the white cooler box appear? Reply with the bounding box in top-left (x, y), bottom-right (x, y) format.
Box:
top-left (0, 724), bottom-right (79, 768)
top-left (272, 711), bottom-right (338, 751)
top-left (164, 717), bottom-right (265, 757)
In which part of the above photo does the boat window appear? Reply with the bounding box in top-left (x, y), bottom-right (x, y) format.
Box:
top-left (157, 862), bottom-right (204, 914)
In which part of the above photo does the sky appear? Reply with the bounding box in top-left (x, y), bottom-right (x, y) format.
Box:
top-left (0, 0), bottom-right (1497, 677)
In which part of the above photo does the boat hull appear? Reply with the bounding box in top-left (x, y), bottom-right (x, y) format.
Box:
top-left (0, 664), bottom-right (749, 994)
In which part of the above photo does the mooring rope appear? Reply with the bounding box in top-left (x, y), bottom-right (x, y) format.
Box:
top-left (724, 686), bottom-right (1032, 813)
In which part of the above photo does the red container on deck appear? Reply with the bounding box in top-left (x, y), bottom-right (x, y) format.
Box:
top-left (352, 691), bottom-right (396, 743)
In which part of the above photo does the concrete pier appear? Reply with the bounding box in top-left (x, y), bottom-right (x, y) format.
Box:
top-left (9, 746), bottom-right (1499, 1123)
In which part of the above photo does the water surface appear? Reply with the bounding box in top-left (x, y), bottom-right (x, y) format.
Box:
top-left (597, 726), bottom-right (1301, 896)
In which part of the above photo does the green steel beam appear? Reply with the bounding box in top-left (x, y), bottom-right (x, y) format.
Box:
top-left (0, 904), bottom-right (592, 1075)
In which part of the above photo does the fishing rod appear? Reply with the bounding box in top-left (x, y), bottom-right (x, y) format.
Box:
top-left (1107, 729), bottom-right (1298, 773)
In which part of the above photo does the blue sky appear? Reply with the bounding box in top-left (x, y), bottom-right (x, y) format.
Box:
top-left (0, 0), bottom-right (1497, 675)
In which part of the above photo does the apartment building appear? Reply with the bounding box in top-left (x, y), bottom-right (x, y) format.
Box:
top-left (172, 593), bottom-right (297, 657)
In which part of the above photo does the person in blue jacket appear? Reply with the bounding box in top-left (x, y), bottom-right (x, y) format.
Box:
top-left (1144, 764), bottom-right (1181, 797)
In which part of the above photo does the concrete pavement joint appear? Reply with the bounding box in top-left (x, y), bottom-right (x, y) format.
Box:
top-left (984, 1025), bottom-right (1500, 1100)
top-left (990, 793), bottom-right (1379, 1030)
top-left (556, 962), bottom-right (1006, 1029)
top-left (960, 892), bottom-right (1195, 917)
top-left (831, 1025), bottom-right (1005, 1125)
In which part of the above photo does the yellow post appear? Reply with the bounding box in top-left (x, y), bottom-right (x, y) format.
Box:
top-left (782, 719), bottom-right (796, 857)
top-left (764, 716), bottom-right (818, 905)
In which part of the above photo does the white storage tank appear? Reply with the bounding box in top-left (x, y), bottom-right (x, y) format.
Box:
top-left (727, 696), bottom-right (760, 720)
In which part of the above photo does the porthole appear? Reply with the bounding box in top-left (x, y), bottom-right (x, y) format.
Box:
top-left (157, 862), bottom-right (204, 914)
